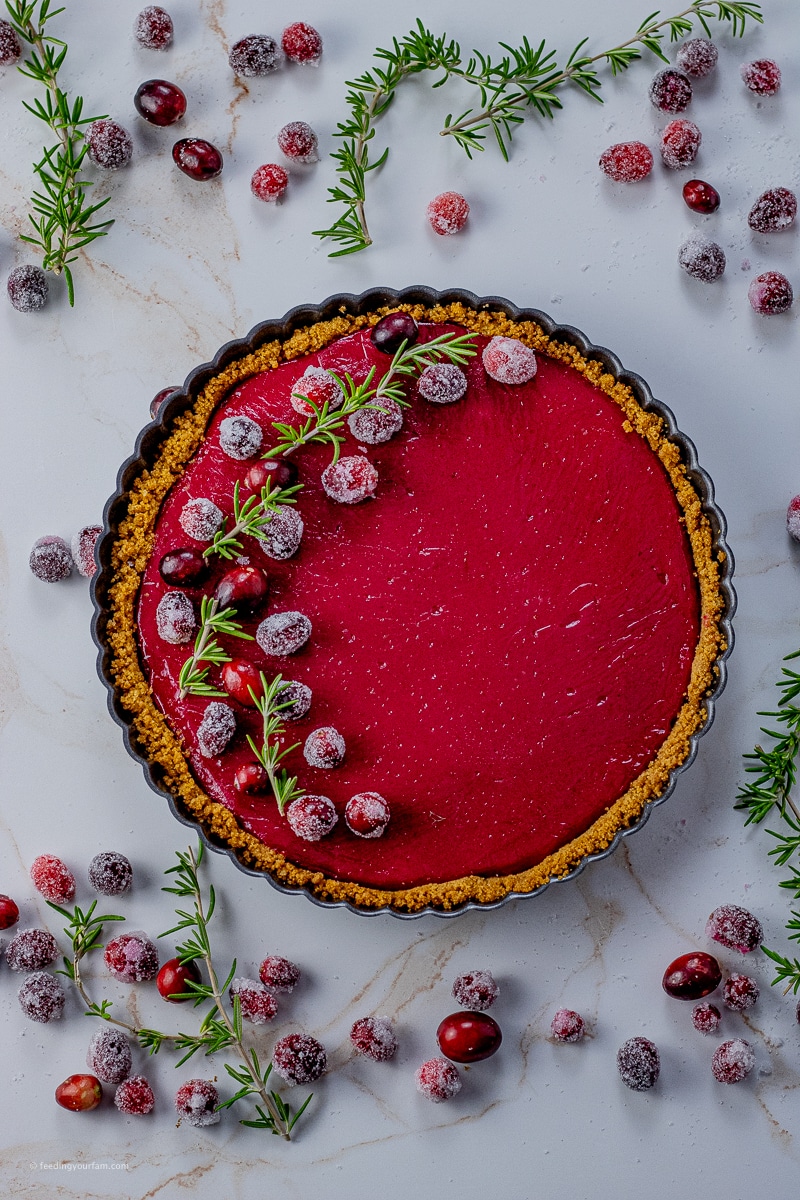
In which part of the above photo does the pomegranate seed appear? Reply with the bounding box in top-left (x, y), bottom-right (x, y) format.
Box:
top-left (345, 792), bottom-right (390, 839)
top-left (0, 894), bottom-right (20, 929)
top-left (55, 1074), bottom-right (103, 1112)
top-left (285, 794), bottom-right (338, 842)
top-left (115, 1075), bottom-right (155, 1115)
top-left (348, 398), bottom-right (404, 444)
top-left (712, 1038), bottom-right (755, 1083)
top-left (741, 58), bottom-right (781, 95)
top-left (417, 362), bottom-right (468, 405)
top-left (6, 928), bottom-right (58, 971)
top-left (196, 701), bottom-right (236, 758)
top-left (214, 565), bottom-right (269, 613)
top-left (723, 973), bottom-right (759, 1012)
top-left (234, 762), bottom-right (270, 795)
top-left (134, 79), bottom-right (186, 126)
top-left (87, 1027), bottom-right (133, 1083)
top-left (134, 6), bottom-right (173, 50)
top-left (551, 1009), bottom-right (585, 1042)
top-left (258, 506), bottom-right (304, 560)
top-left (30, 854), bottom-right (76, 903)
top-left (272, 1033), bottom-right (327, 1083)
top-left (88, 851), bottom-right (133, 896)
top-left (7, 264), bottom-right (48, 312)
top-left (277, 121), bottom-right (319, 163)
top-left (155, 590), bottom-right (196, 644)
top-left (415, 1058), bottom-right (461, 1102)
top-left (174, 1079), bottom-right (220, 1126)
top-left (150, 385), bottom-right (179, 419)
top-left (29, 535), bottom-right (72, 581)
top-left (251, 163), bottom-right (288, 203)
top-left (617, 1037), bottom-right (660, 1090)
top-left (426, 191), bottom-right (470, 236)
top-left (157, 956), bottom-right (201, 1001)
top-left (678, 236), bottom-right (726, 282)
top-left (706, 904), bottom-right (763, 954)
top-left (173, 138), bottom-right (223, 181)
top-left (662, 951), bottom-right (722, 999)
top-left (350, 1016), bottom-right (398, 1061)
top-left (159, 548), bottom-right (209, 587)
top-left (321, 456), bottom-right (379, 504)
top-left (437, 1011), bottom-right (502, 1063)
top-left (370, 311), bottom-right (419, 355)
top-left (244, 458), bottom-right (298, 491)
top-left (452, 970), bottom-right (499, 1011)
top-left (259, 955), bottom-right (301, 992)
top-left (86, 120), bottom-right (133, 170)
top-left (482, 336), bottom-right (537, 385)
top-left (104, 931), bottom-right (159, 983)
top-left (222, 659), bottom-right (265, 707)
top-left (692, 1002), bottom-right (721, 1034)
top-left (0, 18), bottom-right (22, 64)
top-left (648, 68), bottom-right (692, 113)
top-left (788, 496), bottom-right (800, 543)
top-left (599, 140), bottom-right (654, 182)
top-left (291, 366), bottom-right (344, 416)
top-left (676, 38), bottom-right (718, 78)
top-left (71, 525), bottom-right (102, 579)
top-left (748, 187), bottom-right (797, 232)
top-left (303, 726), bottom-right (346, 769)
top-left (256, 611), bottom-right (312, 656)
top-left (229, 976), bottom-right (278, 1023)
top-left (683, 179), bottom-right (720, 213)
top-left (219, 414), bottom-right (263, 459)
top-left (229, 34), bottom-right (282, 77)
top-left (179, 497), bottom-right (223, 541)
top-left (660, 119), bottom-right (701, 170)
top-left (748, 271), bottom-right (793, 315)
top-left (18, 971), bottom-right (65, 1022)
top-left (281, 22), bottom-right (322, 66)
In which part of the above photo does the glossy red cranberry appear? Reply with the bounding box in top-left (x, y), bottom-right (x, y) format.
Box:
top-left (172, 137), bottom-right (223, 180)
top-left (243, 458), bottom-right (298, 491)
top-left (682, 179), bottom-right (720, 213)
top-left (371, 311), bottom-right (419, 355)
top-left (55, 1074), bottom-right (103, 1112)
top-left (150, 385), bottom-right (180, 419)
top-left (662, 951), bottom-right (721, 1000)
top-left (157, 956), bottom-right (201, 1001)
top-left (222, 659), bottom-right (265, 707)
top-left (214, 565), bottom-right (269, 613)
top-left (0, 894), bottom-right (19, 929)
top-left (436, 1011), bottom-right (502, 1063)
top-left (159, 547), bottom-right (209, 586)
top-left (234, 762), bottom-right (270, 794)
top-left (134, 78), bottom-right (186, 126)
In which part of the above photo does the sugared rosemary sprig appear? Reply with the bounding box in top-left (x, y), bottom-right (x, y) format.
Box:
top-left (178, 595), bottom-right (253, 699)
top-left (5, 0), bottom-right (114, 304)
top-left (265, 330), bottom-right (477, 463)
top-left (204, 478), bottom-right (303, 561)
top-left (314, 2), bottom-right (763, 255)
top-left (247, 673), bottom-right (305, 815)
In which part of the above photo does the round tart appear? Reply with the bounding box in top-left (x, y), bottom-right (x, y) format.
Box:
top-left (93, 289), bottom-right (733, 915)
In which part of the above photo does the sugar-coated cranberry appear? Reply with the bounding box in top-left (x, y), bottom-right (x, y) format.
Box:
top-left (345, 792), bottom-right (390, 839)
top-left (706, 904), bottom-right (763, 954)
top-left (660, 119), bottom-right (701, 169)
top-left (678, 236), bottom-right (726, 282)
top-left (437, 1011), bottom-right (502, 1063)
top-left (748, 271), bottom-right (793, 315)
top-left (663, 951), bottom-right (722, 999)
top-left (551, 1009), bottom-right (585, 1042)
top-left (303, 726), bottom-right (345, 769)
top-left (348, 398), bottom-right (404, 444)
top-left (788, 496), bottom-right (800, 543)
top-left (258, 506), bottom-right (304, 561)
top-left (723, 973), bottom-right (759, 1012)
top-left (482, 336), bottom-right (537, 385)
top-left (56, 1074), bottom-right (103, 1112)
top-left (741, 58), bottom-right (781, 95)
top-left (7, 264), bottom-right (48, 312)
top-left (219, 415), bottom-right (263, 460)
top-left (351, 1016), bottom-right (397, 1061)
top-left (30, 854), bottom-right (76, 903)
top-left (371, 311), bottom-right (419, 355)
top-left (291, 366), bottom-right (345, 416)
top-left (426, 191), bottom-right (470, 236)
top-left (18, 971), bottom-right (65, 1022)
top-left (712, 1038), bottom-right (755, 1083)
top-left (134, 79), bottom-right (186, 126)
top-left (234, 762), bottom-right (270, 795)
top-left (229, 34), bottom-right (283, 76)
top-left (71, 525), bottom-right (102, 579)
top-left (115, 1075), bottom-right (155, 1115)
top-left (277, 121), bottom-right (318, 163)
top-left (273, 1033), bottom-right (327, 1084)
top-left (156, 590), bottom-right (196, 644)
top-left (173, 138), bottom-right (223, 181)
top-left (104, 931), bottom-right (159, 983)
top-left (0, 18), bottom-right (22, 64)
top-left (617, 1037), bottom-right (660, 1090)
top-left (276, 680), bottom-right (312, 720)
top-left (157, 956), bottom-right (201, 1001)
top-left (321, 456), bottom-right (378, 504)
top-left (244, 458), bottom-right (298, 491)
top-left (683, 179), bottom-right (720, 213)
top-left (88, 851), bottom-right (133, 896)
top-left (599, 141), bottom-right (654, 182)
top-left (29, 535), bottom-right (72, 581)
top-left (214, 565), bottom-right (269, 614)
top-left (179, 497), bottom-right (223, 541)
top-left (286, 794), bottom-right (337, 842)
top-left (452, 970), bottom-right (499, 1011)
top-left (259, 955), bottom-right (301, 992)
top-left (150, 385), bottom-right (180, 420)
top-left (282, 22), bottom-right (322, 65)
top-left (159, 548), bottom-right (209, 587)
top-left (417, 362), bottom-right (468, 405)
top-left (222, 659), bottom-right (264, 707)
top-left (87, 1027), bottom-right (133, 1083)
top-left (251, 163), bottom-right (288, 203)
top-left (174, 1078), bottom-right (220, 1126)
top-left (676, 38), bottom-right (718, 77)
top-left (649, 68), bottom-right (692, 112)
top-left (6, 928), bottom-right (58, 971)
top-left (748, 187), bottom-right (797, 232)
top-left (134, 6), bottom-right (173, 50)
top-left (692, 1002), bottom-right (721, 1034)
top-left (196, 702), bottom-right (236, 758)
top-left (256, 610), bottom-right (312, 656)
top-left (86, 120), bottom-right (134, 170)
top-left (415, 1058), bottom-right (461, 1102)
top-left (229, 976), bottom-right (278, 1023)
top-left (0, 894), bottom-right (20, 929)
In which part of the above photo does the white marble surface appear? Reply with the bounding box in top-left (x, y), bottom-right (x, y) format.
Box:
top-left (1, 0), bottom-right (799, 1195)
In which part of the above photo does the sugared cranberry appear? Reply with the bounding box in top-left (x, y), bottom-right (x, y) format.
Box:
top-left (417, 362), bottom-right (468, 405)
top-left (134, 6), bottom-right (173, 50)
top-left (277, 121), bottom-right (318, 163)
top-left (452, 970), bottom-right (499, 1011)
top-left (256, 610), bottom-right (312, 656)
top-left (272, 1033), bottom-right (327, 1084)
top-left (748, 187), bottom-right (797, 232)
top-left (174, 1079), bottom-right (219, 1126)
top-left (55, 1074), bottom-right (103, 1112)
top-left (214, 565), bottom-right (269, 614)
top-left (0, 894), bottom-right (20, 929)
top-left (303, 726), bottom-right (345, 769)
top-left (348, 398), bottom-right (404, 444)
top-left (281, 22), bottom-right (322, 65)
top-left (285, 794), bottom-right (337, 842)
top-left (415, 1058), bottom-right (461, 1102)
top-left (86, 1027), bottom-right (133, 1083)
top-left (244, 458), bottom-right (298, 491)
top-left (251, 163), bottom-right (288, 203)
top-left (179, 497), bottom-right (223, 541)
top-left (678, 236), bottom-right (726, 282)
top-left (0, 18), bottom-right (22, 64)
top-left (291, 366), bottom-right (344, 416)
top-left (692, 1002), bottom-right (721, 1034)
top-left (660, 119), bottom-right (701, 169)
top-left (712, 1038), bottom-right (755, 1083)
top-left (155, 590), bottom-right (196, 644)
top-left (71, 525), bottom-right (102, 579)
top-left (662, 951), bottom-right (722, 1000)
top-left (229, 34), bottom-right (282, 77)
top-left (788, 496), bottom-right (800, 543)
top-left (741, 58), bottom-right (781, 95)
top-left (276, 680), bottom-right (312, 720)
top-left (29, 535), bottom-right (72, 581)
top-left (6, 928), bottom-right (58, 971)
top-left (30, 854), bottom-right (76, 903)
top-left (723, 973), bottom-right (759, 1012)
top-left (86, 120), bottom-right (134, 170)
top-left (88, 851), bottom-right (133, 896)
top-left (482, 336), bottom-right (537, 385)
top-left (150, 385), bottom-right (180, 419)
top-left (599, 141), bottom-right (653, 182)
top-left (748, 271), bottom-right (793, 315)
top-left (219, 415), bottom-right (262, 459)
top-left (551, 1009), bottom-right (585, 1042)
top-left (706, 904), bottom-right (763, 954)
top-left (437, 1011), bottom-right (502, 1063)
top-left (229, 977), bottom-right (278, 1023)
top-left (173, 138), bottom-right (223, 181)
top-left (617, 1037), bottom-right (660, 1090)
top-left (649, 68), bottom-right (692, 112)
top-left (159, 548), bottom-right (209, 587)
top-left (426, 191), bottom-right (470, 236)
top-left (370, 311), bottom-right (419, 355)
top-left (676, 38), bottom-right (718, 77)
top-left (222, 659), bottom-right (265, 707)
top-left (157, 956), bottom-right (201, 1001)
top-left (7, 264), bottom-right (48, 312)
top-left (134, 79), bottom-right (186, 126)
top-left (196, 702), bottom-right (236, 758)
top-left (234, 762), bottom-right (270, 795)
top-left (258, 506), bottom-right (304, 560)
top-left (18, 971), bottom-right (65, 1022)
top-left (321, 456), bottom-right (378, 504)
top-left (104, 931), bottom-right (159, 983)
top-left (683, 179), bottom-right (720, 213)
top-left (351, 1016), bottom-right (397, 1061)
top-left (345, 792), bottom-right (390, 839)
top-left (115, 1075), bottom-right (155, 1115)
top-left (259, 955), bottom-right (301, 992)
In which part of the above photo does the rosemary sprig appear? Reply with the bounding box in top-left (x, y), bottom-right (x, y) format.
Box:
top-left (265, 330), bottom-right (477, 463)
top-left (247, 673), bottom-right (305, 815)
top-left (314, 2), bottom-right (763, 255)
top-left (204, 478), bottom-right (303, 561)
top-left (178, 595), bottom-right (253, 699)
top-left (5, 0), bottom-right (114, 304)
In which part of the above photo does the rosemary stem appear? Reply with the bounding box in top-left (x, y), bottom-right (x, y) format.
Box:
top-left (179, 598), bottom-right (219, 700)
top-left (71, 945), bottom-right (181, 1044)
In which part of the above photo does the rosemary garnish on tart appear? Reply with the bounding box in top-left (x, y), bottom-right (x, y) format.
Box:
top-left (178, 596), bottom-right (253, 699)
top-left (247, 673), bottom-right (306, 815)
top-left (204, 478), bottom-right (303, 560)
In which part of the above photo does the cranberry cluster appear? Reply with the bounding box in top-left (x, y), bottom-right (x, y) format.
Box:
top-left (415, 970), bottom-right (502, 1103)
top-left (29, 526), bottom-right (102, 582)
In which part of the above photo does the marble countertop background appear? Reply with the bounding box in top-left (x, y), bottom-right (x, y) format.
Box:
top-left (0, 0), bottom-right (798, 1196)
